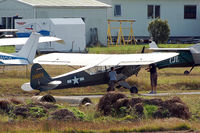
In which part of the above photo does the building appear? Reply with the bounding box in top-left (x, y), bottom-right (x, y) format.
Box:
top-left (0, 0), bottom-right (111, 45)
top-left (0, 0), bottom-right (200, 45)
top-left (99, 0), bottom-right (200, 41)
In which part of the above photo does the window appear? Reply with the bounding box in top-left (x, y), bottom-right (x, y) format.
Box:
top-left (1, 16), bottom-right (22, 29)
top-left (114, 5), bottom-right (121, 16)
top-left (184, 5), bottom-right (196, 19)
top-left (148, 5), bottom-right (154, 18)
top-left (147, 5), bottom-right (160, 19)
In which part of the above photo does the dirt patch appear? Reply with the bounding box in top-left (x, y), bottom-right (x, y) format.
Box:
top-left (11, 101), bottom-right (77, 120)
top-left (0, 100), bottom-right (12, 113)
top-left (26, 102), bottom-right (58, 110)
top-left (97, 93), bottom-right (191, 119)
top-left (13, 107), bottom-right (29, 118)
top-left (143, 98), bottom-right (163, 106)
top-left (97, 92), bottom-right (127, 115)
top-left (50, 109), bottom-right (77, 121)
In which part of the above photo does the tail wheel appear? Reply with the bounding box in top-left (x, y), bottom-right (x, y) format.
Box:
top-left (184, 70), bottom-right (190, 75)
top-left (130, 86), bottom-right (138, 94)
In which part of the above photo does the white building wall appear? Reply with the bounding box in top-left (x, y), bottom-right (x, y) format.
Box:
top-left (0, 0), bottom-right (108, 45)
top-left (35, 7), bottom-right (108, 45)
top-left (99, 0), bottom-right (200, 37)
top-left (0, 0), bottom-right (34, 18)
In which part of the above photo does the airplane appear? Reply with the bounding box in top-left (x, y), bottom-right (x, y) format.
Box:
top-left (149, 41), bottom-right (200, 74)
top-left (0, 32), bottom-right (62, 65)
top-left (0, 29), bottom-right (18, 38)
top-left (0, 29), bottom-right (18, 32)
top-left (21, 51), bottom-right (179, 94)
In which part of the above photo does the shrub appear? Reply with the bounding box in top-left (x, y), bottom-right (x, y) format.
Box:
top-left (29, 106), bottom-right (47, 118)
top-left (148, 18), bottom-right (170, 43)
top-left (68, 107), bottom-right (86, 120)
top-left (143, 104), bottom-right (158, 118)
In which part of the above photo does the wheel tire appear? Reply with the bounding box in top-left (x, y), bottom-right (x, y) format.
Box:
top-left (184, 70), bottom-right (190, 75)
top-left (130, 86), bottom-right (138, 94)
top-left (81, 97), bottom-right (92, 105)
top-left (40, 94), bottom-right (56, 103)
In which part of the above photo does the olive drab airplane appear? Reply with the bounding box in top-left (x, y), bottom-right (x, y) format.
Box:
top-left (0, 31), bottom-right (62, 65)
top-left (149, 41), bottom-right (200, 74)
top-left (21, 51), bottom-right (179, 94)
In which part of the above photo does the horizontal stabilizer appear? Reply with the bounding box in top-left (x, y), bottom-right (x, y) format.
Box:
top-left (149, 41), bottom-right (190, 51)
top-left (40, 80), bottom-right (62, 90)
top-left (21, 83), bottom-right (34, 91)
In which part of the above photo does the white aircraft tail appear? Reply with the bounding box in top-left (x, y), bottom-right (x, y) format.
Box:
top-left (13, 32), bottom-right (40, 63)
top-left (149, 41), bottom-right (158, 48)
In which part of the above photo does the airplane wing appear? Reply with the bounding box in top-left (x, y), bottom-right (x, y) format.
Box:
top-left (0, 36), bottom-right (63, 46)
top-left (0, 29), bottom-right (18, 32)
top-left (33, 52), bottom-right (179, 66)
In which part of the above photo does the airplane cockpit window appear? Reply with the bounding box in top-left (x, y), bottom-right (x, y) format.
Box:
top-left (85, 66), bottom-right (111, 75)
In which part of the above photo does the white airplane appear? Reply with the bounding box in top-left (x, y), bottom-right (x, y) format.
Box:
top-left (0, 29), bottom-right (18, 32)
top-left (21, 49), bottom-right (179, 94)
top-left (0, 32), bottom-right (62, 65)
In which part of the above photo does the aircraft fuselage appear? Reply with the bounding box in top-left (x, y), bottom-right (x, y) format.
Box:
top-left (50, 65), bottom-right (141, 90)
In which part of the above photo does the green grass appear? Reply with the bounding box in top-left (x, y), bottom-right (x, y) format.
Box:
top-left (0, 44), bottom-right (199, 132)
top-left (88, 43), bottom-right (194, 54)
top-left (0, 46), bottom-right (15, 53)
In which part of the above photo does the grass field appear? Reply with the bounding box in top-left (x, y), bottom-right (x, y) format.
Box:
top-left (0, 44), bottom-right (200, 132)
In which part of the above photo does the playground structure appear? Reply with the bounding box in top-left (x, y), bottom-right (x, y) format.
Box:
top-left (107, 19), bottom-right (137, 46)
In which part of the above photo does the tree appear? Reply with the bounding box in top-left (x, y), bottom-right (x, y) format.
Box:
top-left (148, 18), bottom-right (170, 44)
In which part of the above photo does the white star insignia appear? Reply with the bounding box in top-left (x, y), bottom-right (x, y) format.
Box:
top-left (72, 76), bottom-right (79, 84)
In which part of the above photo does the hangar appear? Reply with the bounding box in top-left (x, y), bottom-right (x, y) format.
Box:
top-left (99, 0), bottom-right (200, 41)
top-left (0, 0), bottom-right (111, 46)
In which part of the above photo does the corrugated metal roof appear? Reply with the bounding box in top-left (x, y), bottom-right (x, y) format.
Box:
top-left (18, 0), bottom-right (111, 8)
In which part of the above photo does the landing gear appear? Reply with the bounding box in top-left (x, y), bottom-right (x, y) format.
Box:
top-left (130, 86), bottom-right (138, 94)
top-left (184, 70), bottom-right (190, 75)
top-left (184, 65), bottom-right (195, 75)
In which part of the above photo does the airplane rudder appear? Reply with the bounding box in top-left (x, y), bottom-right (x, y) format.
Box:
top-left (31, 63), bottom-right (51, 79)
top-left (30, 63), bottom-right (51, 89)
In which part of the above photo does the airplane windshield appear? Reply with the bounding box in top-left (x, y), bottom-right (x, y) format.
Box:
top-left (85, 66), bottom-right (111, 75)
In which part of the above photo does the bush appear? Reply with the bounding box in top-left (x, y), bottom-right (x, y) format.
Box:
top-left (148, 18), bottom-right (170, 43)
top-left (68, 107), bottom-right (86, 120)
top-left (143, 104), bottom-right (158, 118)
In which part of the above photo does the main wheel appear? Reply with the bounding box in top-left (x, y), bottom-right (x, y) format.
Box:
top-left (184, 70), bottom-right (190, 75)
top-left (130, 86), bottom-right (138, 94)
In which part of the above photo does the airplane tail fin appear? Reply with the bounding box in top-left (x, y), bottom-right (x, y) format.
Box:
top-left (30, 63), bottom-right (61, 91)
top-left (149, 41), bottom-right (158, 48)
top-left (14, 32), bottom-right (40, 64)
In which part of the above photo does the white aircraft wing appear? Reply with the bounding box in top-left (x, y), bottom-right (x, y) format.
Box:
top-left (0, 36), bottom-right (63, 46)
top-left (149, 48), bottom-right (190, 51)
top-left (0, 29), bottom-right (18, 32)
top-left (33, 52), bottom-right (179, 66)
top-left (149, 41), bottom-right (190, 51)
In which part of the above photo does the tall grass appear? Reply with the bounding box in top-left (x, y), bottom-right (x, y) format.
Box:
top-left (0, 118), bottom-right (194, 132)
